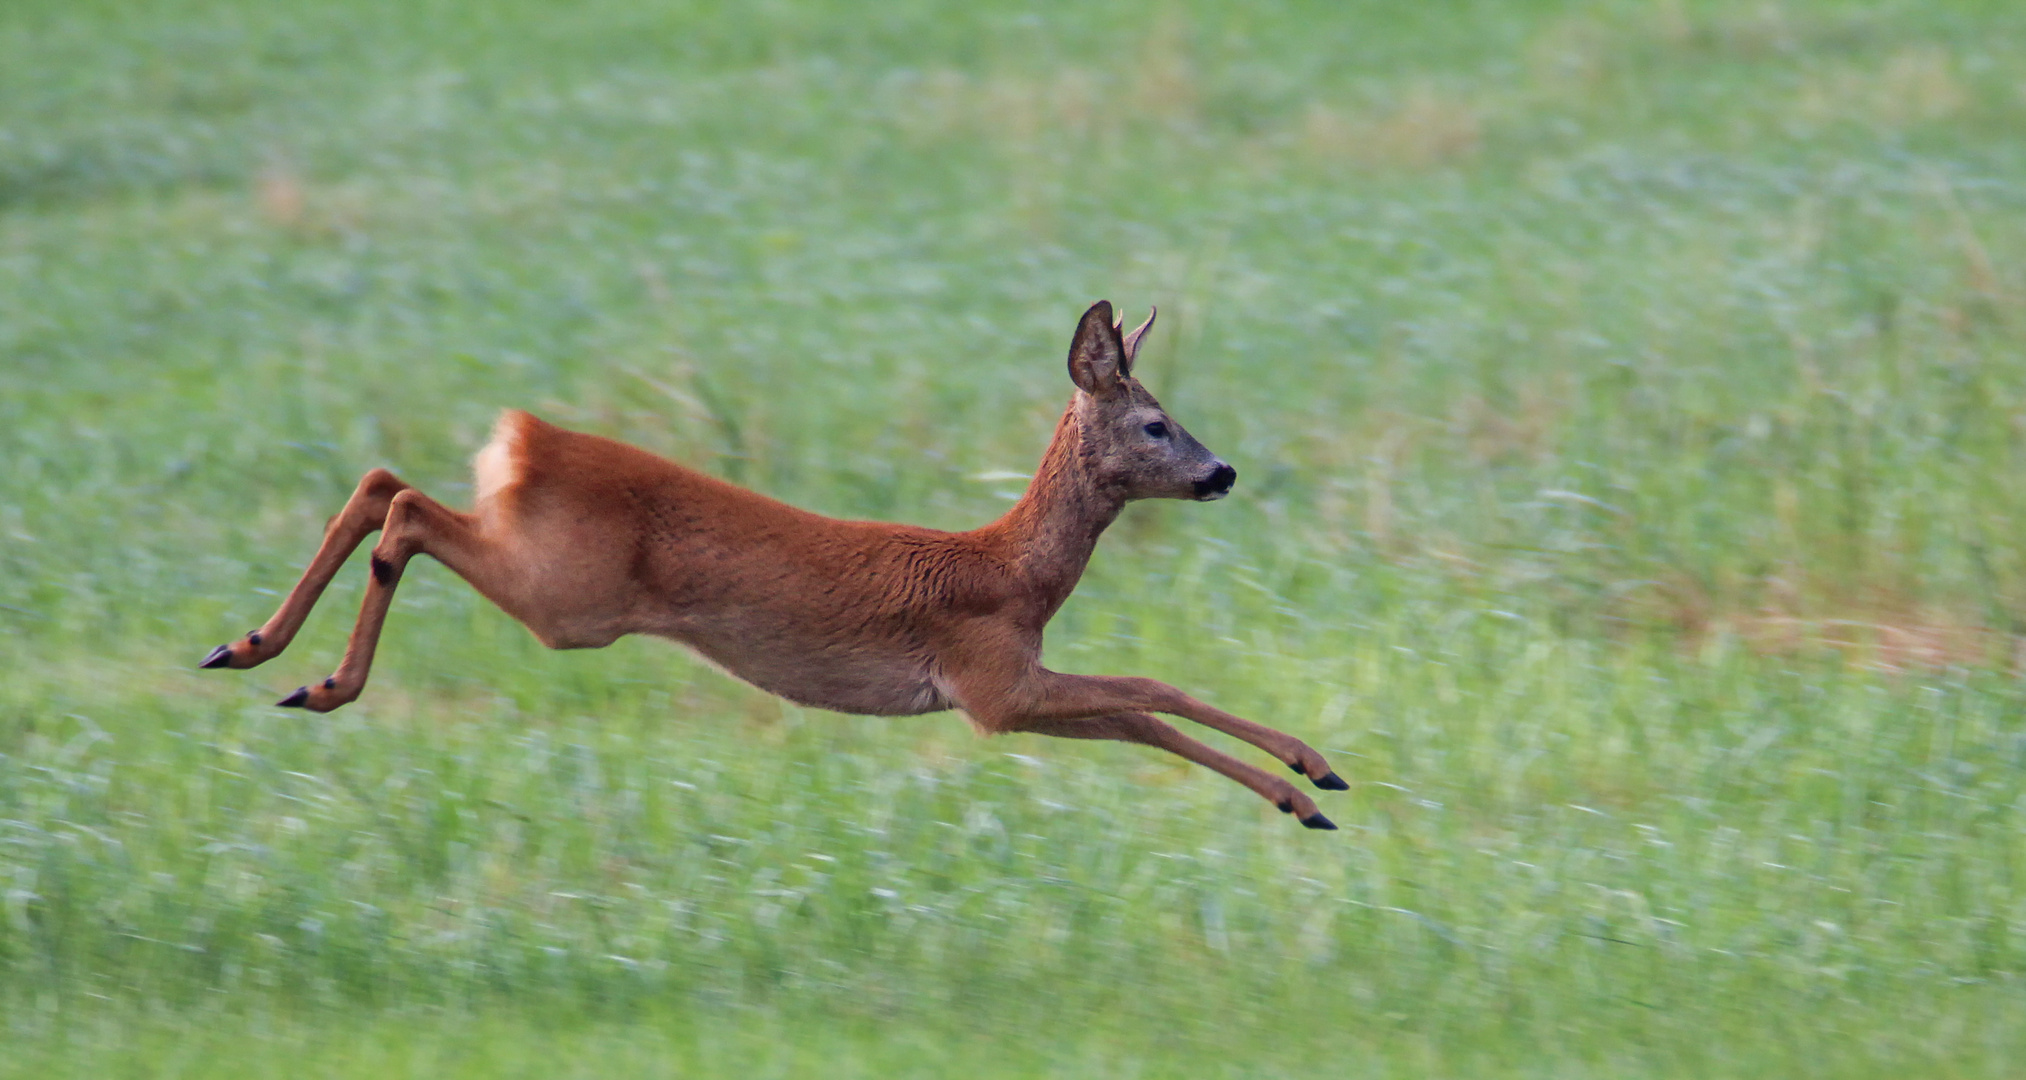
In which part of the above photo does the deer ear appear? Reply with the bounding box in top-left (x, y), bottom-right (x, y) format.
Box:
top-left (1068, 300), bottom-right (1125, 395)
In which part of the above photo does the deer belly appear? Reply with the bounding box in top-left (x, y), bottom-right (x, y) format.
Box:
top-left (669, 633), bottom-right (951, 717)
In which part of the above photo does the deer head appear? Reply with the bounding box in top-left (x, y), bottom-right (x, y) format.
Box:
top-left (1066, 300), bottom-right (1236, 502)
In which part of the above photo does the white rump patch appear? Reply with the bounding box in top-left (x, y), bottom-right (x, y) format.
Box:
top-left (472, 410), bottom-right (529, 504)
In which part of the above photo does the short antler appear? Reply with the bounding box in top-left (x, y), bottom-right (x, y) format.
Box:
top-left (1121, 306), bottom-right (1156, 365)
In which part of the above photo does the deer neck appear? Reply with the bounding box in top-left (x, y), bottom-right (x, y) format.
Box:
top-left (989, 397), bottom-right (1127, 610)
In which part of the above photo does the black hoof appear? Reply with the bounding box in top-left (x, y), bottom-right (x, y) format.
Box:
top-left (1314, 771), bottom-right (1350, 791)
top-left (277, 687), bottom-right (310, 708)
top-left (199, 645), bottom-right (234, 669)
top-left (1300, 813), bottom-right (1338, 831)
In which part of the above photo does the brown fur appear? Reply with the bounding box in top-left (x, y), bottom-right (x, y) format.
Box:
top-left (201, 302), bottom-right (1346, 829)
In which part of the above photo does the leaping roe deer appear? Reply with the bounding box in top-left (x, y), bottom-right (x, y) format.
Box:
top-left (200, 301), bottom-right (1347, 829)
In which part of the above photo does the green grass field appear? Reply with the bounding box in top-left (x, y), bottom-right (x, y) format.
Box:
top-left (4, 0), bottom-right (2025, 1074)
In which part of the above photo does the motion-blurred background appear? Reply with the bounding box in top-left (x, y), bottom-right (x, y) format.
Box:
top-left (2, 1), bottom-right (2023, 1075)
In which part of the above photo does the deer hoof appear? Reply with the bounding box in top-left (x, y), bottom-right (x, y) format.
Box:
top-left (199, 644), bottom-right (235, 669)
top-left (1300, 812), bottom-right (1338, 831)
top-left (1314, 771), bottom-right (1349, 791)
top-left (277, 686), bottom-right (310, 708)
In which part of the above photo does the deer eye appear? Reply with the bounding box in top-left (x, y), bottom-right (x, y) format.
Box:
top-left (1143, 421), bottom-right (1169, 439)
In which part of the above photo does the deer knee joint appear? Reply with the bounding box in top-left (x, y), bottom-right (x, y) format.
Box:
top-left (1119, 676), bottom-right (1186, 712)
top-left (382, 489), bottom-right (428, 531)
top-left (369, 491), bottom-right (431, 566)
top-left (359, 467), bottom-right (405, 495)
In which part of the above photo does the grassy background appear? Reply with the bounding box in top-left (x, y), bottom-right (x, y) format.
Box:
top-left (4, 0), bottom-right (2025, 1075)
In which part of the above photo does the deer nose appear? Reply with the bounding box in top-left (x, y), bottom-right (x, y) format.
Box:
top-left (1194, 462), bottom-right (1237, 500)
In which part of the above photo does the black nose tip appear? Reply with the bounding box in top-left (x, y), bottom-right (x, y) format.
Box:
top-left (1194, 463), bottom-right (1237, 500)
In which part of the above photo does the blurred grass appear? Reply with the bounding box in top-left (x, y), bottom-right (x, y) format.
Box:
top-left (3, 0), bottom-right (2025, 1075)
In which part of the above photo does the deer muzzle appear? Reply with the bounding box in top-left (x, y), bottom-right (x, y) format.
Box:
top-left (1193, 462), bottom-right (1237, 501)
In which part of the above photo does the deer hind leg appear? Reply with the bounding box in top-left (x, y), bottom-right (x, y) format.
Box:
top-left (1008, 712), bottom-right (1338, 830)
top-left (199, 468), bottom-right (411, 671)
top-left (275, 488), bottom-right (492, 713)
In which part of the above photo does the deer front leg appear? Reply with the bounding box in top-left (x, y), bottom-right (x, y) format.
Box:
top-left (1008, 712), bottom-right (1337, 830)
top-left (199, 468), bottom-right (412, 671)
top-left (981, 669), bottom-right (1348, 793)
top-left (276, 488), bottom-right (486, 713)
